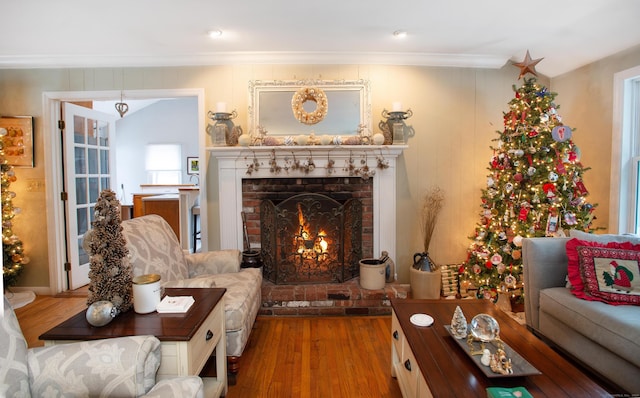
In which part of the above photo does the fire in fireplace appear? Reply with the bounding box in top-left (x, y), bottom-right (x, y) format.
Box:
top-left (260, 192), bottom-right (363, 284)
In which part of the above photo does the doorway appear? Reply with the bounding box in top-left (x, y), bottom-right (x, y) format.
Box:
top-left (43, 88), bottom-right (206, 293)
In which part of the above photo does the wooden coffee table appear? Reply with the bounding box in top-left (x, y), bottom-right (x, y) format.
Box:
top-left (391, 299), bottom-right (611, 397)
top-left (40, 288), bottom-right (227, 397)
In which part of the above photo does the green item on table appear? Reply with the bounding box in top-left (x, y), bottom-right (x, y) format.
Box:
top-left (486, 386), bottom-right (533, 398)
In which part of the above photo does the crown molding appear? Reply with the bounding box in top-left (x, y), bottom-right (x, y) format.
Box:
top-left (0, 51), bottom-right (509, 70)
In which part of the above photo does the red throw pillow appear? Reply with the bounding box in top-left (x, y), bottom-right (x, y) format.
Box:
top-left (565, 238), bottom-right (640, 305)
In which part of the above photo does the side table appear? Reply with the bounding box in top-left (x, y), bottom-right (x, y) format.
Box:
top-left (40, 288), bottom-right (227, 397)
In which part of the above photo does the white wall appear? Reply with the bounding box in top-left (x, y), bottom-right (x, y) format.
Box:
top-left (115, 97), bottom-right (198, 204)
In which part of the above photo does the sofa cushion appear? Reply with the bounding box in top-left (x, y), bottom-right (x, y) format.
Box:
top-left (122, 215), bottom-right (190, 282)
top-left (566, 238), bottom-right (640, 305)
top-left (569, 229), bottom-right (640, 245)
top-left (539, 287), bottom-right (640, 368)
top-left (208, 268), bottom-right (262, 332)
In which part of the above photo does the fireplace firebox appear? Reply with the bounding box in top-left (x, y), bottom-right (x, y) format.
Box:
top-left (260, 193), bottom-right (362, 284)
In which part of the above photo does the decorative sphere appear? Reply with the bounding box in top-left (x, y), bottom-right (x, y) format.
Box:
top-left (296, 134), bottom-right (309, 146)
top-left (320, 135), bottom-right (333, 145)
top-left (372, 133), bottom-right (385, 145)
top-left (470, 314), bottom-right (500, 342)
top-left (86, 300), bottom-right (117, 327)
top-left (238, 134), bottom-right (251, 146)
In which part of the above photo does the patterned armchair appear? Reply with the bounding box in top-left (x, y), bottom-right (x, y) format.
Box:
top-left (1, 297), bottom-right (203, 398)
top-left (121, 214), bottom-right (262, 377)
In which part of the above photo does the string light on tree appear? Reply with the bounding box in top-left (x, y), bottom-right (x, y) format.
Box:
top-left (1, 127), bottom-right (29, 289)
top-left (460, 51), bottom-right (599, 303)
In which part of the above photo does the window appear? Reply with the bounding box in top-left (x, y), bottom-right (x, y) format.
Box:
top-left (145, 144), bottom-right (182, 184)
top-left (611, 66), bottom-right (640, 234)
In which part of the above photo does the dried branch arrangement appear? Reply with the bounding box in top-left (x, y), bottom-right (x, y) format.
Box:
top-left (421, 186), bottom-right (445, 253)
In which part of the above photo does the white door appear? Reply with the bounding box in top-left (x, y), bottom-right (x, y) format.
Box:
top-left (63, 103), bottom-right (117, 289)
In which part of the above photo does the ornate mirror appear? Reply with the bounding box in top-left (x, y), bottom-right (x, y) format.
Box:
top-left (249, 79), bottom-right (371, 136)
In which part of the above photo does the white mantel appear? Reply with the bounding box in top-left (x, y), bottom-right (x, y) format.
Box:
top-left (207, 145), bottom-right (406, 262)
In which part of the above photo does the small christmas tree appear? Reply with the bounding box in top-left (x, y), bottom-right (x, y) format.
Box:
top-left (461, 52), bottom-right (598, 302)
top-left (84, 189), bottom-right (133, 312)
top-left (1, 127), bottom-right (29, 290)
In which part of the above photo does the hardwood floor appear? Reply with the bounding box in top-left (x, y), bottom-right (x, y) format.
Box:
top-left (13, 295), bottom-right (403, 398)
top-left (14, 295), bottom-right (87, 348)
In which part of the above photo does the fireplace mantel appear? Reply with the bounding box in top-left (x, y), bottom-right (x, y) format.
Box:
top-left (207, 145), bottom-right (406, 263)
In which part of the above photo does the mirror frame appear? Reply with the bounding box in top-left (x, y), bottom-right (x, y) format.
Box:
top-left (248, 79), bottom-right (371, 136)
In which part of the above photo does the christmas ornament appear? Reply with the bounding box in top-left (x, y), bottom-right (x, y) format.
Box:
top-left (551, 125), bottom-right (572, 142)
top-left (546, 213), bottom-right (560, 236)
top-left (512, 235), bottom-right (523, 247)
top-left (450, 306), bottom-right (468, 339)
top-left (86, 300), bottom-right (118, 327)
top-left (504, 274), bottom-right (517, 289)
top-left (548, 172), bottom-right (559, 182)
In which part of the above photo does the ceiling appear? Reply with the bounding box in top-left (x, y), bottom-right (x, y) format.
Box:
top-left (2, 0), bottom-right (640, 77)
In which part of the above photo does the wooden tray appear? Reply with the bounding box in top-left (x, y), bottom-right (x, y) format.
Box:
top-left (445, 325), bottom-right (541, 378)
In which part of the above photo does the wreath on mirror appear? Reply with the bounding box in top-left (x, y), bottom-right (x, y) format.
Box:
top-left (291, 86), bottom-right (328, 125)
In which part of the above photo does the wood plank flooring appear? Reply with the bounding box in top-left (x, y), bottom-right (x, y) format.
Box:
top-left (13, 295), bottom-right (402, 398)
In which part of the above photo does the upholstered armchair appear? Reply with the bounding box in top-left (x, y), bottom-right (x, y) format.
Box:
top-left (1, 297), bottom-right (203, 398)
top-left (121, 214), bottom-right (262, 378)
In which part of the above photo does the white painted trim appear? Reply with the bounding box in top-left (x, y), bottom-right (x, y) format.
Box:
top-left (0, 52), bottom-right (509, 70)
top-left (207, 145), bottom-right (405, 263)
top-left (43, 88), bottom-right (206, 293)
top-left (610, 65), bottom-right (640, 233)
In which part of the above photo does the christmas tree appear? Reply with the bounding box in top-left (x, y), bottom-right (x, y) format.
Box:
top-left (1, 127), bottom-right (29, 289)
top-left (461, 52), bottom-right (598, 302)
top-left (84, 189), bottom-right (133, 312)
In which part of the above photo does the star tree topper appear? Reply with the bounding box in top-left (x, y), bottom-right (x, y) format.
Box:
top-left (512, 50), bottom-right (544, 79)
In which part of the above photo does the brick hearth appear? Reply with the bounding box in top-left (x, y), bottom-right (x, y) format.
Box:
top-left (260, 278), bottom-right (410, 316)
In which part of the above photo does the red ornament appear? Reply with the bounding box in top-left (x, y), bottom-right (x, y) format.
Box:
top-left (485, 260), bottom-right (493, 269)
top-left (543, 183), bottom-right (556, 194)
top-left (518, 207), bottom-right (529, 221)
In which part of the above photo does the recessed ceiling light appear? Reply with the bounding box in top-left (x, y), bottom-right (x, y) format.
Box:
top-left (393, 30), bottom-right (408, 38)
top-left (208, 30), bottom-right (223, 39)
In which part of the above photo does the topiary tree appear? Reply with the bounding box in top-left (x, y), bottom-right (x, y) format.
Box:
top-left (84, 189), bottom-right (133, 312)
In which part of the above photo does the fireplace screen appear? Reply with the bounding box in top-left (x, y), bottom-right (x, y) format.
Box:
top-left (261, 193), bottom-right (362, 284)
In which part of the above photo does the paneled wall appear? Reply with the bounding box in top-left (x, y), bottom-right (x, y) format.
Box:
top-left (2, 54), bottom-right (635, 290)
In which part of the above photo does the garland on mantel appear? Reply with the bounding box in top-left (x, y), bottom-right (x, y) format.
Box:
top-left (245, 149), bottom-right (390, 180)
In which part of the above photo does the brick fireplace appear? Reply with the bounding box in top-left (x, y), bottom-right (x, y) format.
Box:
top-left (208, 145), bottom-right (408, 314)
top-left (244, 177), bottom-right (372, 284)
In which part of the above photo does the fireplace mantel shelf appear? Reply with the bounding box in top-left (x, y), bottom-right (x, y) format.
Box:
top-left (207, 145), bottom-right (406, 156)
top-left (208, 145), bottom-right (406, 263)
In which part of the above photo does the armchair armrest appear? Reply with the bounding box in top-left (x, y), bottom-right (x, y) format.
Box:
top-left (143, 376), bottom-right (204, 398)
top-left (522, 237), bottom-right (571, 331)
top-left (28, 335), bottom-right (162, 397)
top-left (186, 249), bottom-right (242, 277)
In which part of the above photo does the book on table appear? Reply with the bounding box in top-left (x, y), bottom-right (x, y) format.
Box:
top-left (486, 387), bottom-right (533, 398)
top-left (156, 296), bottom-right (195, 313)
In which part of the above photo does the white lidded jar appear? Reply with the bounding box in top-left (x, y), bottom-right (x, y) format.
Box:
top-left (132, 274), bottom-right (162, 314)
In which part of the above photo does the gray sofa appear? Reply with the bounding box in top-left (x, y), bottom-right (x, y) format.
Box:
top-left (522, 232), bottom-right (640, 394)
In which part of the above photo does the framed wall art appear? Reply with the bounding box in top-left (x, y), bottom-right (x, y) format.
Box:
top-left (0, 116), bottom-right (34, 167)
top-left (187, 156), bottom-right (199, 175)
